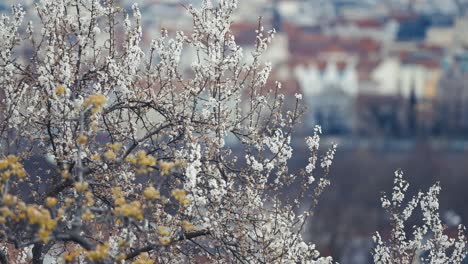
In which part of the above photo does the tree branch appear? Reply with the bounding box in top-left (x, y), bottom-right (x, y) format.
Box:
top-left (124, 230), bottom-right (210, 260)
top-left (55, 233), bottom-right (95, 251)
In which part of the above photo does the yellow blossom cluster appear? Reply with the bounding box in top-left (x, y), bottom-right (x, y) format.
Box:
top-left (159, 160), bottom-right (175, 175)
top-left (45, 197), bottom-right (58, 207)
top-left (74, 181), bottom-right (89, 192)
top-left (115, 201), bottom-right (143, 220)
top-left (85, 191), bottom-right (95, 207)
top-left (112, 187), bottom-right (144, 220)
top-left (82, 209), bottom-right (94, 222)
top-left (181, 220), bottom-right (196, 232)
top-left (55, 85), bottom-right (66, 96)
top-left (157, 225), bottom-right (171, 236)
top-left (132, 252), bottom-right (155, 264)
top-left (108, 143), bottom-right (122, 151)
top-left (26, 205), bottom-right (57, 243)
top-left (159, 236), bottom-right (171, 246)
top-left (103, 143), bottom-right (122, 160)
top-left (143, 186), bottom-right (160, 200)
top-left (83, 94), bottom-right (107, 113)
top-left (112, 187), bottom-right (126, 206)
top-left (0, 195), bottom-right (22, 224)
top-left (104, 150), bottom-right (116, 160)
top-left (157, 226), bottom-right (171, 246)
top-left (116, 253), bottom-right (127, 261)
top-left (76, 135), bottom-right (88, 145)
top-left (0, 155), bottom-right (27, 182)
top-left (91, 153), bottom-right (100, 161)
top-left (86, 243), bottom-right (110, 261)
top-left (64, 251), bottom-right (77, 262)
top-left (65, 197), bottom-right (75, 208)
top-left (2, 194), bottom-right (17, 206)
top-left (171, 189), bottom-right (190, 205)
top-left (126, 150), bottom-right (157, 174)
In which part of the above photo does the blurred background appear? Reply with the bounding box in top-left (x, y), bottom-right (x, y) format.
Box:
top-left (4, 0), bottom-right (468, 262)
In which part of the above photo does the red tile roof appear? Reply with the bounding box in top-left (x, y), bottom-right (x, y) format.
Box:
top-left (287, 27), bottom-right (381, 58)
top-left (355, 19), bottom-right (384, 29)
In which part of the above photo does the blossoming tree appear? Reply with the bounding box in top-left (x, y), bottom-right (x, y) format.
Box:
top-left (0, 0), bottom-right (336, 263)
top-left (373, 171), bottom-right (467, 263)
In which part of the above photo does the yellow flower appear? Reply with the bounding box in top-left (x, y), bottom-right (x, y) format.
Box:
top-left (74, 182), bottom-right (89, 192)
top-left (45, 197), bottom-right (58, 207)
top-left (61, 170), bottom-right (70, 179)
top-left (171, 189), bottom-right (187, 203)
top-left (82, 209), bottom-right (94, 222)
top-left (16, 169), bottom-right (27, 179)
top-left (65, 197), bottom-right (75, 208)
top-left (76, 135), bottom-right (88, 145)
top-left (6, 155), bottom-right (19, 164)
top-left (136, 151), bottom-right (156, 166)
top-left (112, 189), bottom-right (144, 219)
top-left (115, 197), bottom-right (126, 206)
top-left (180, 198), bottom-right (191, 205)
top-left (38, 228), bottom-right (52, 243)
top-left (143, 186), bottom-right (160, 200)
top-left (157, 226), bottom-right (171, 236)
top-left (112, 187), bottom-right (122, 196)
top-left (25, 205), bottom-right (57, 243)
top-left (0, 155), bottom-right (27, 179)
top-left (112, 187), bottom-right (125, 205)
top-left (1, 206), bottom-right (15, 219)
top-left (115, 201), bottom-right (143, 220)
top-left (132, 252), bottom-right (154, 264)
top-left (159, 161), bottom-right (174, 175)
top-left (127, 151), bottom-right (157, 174)
top-left (2, 194), bottom-right (17, 206)
top-left (0, 160), bottom-right (8, 170)
top-left (125, 155), bottom-right (137, 164)
top-left (55, 85), bottom-right (66, 96)
top-left (175, 160), bottom-right (187, 169)
top-left (104, 150), bottom-right (116, 160)
top-left (0, 171), bottom-right (10, 181)
top-left (83, 94), bottom-right (107, 113)
top-left (118, 239), bottom-right (127, 247)
top-left (107, 143), bottom-right (122, 151)
top-left (158, 236), bottom-right (171, 246)
top-left (181, 220), bottom-right (196, 232)
top-left (85, 192), bottom-right (95, 206)
top-left (91, 153), bottom-right (100, 161)
top-left (116, 253), bottom-right (127, 261)
top-left (86, 243), bottom-right (109, 261)
top-left (57, 208), bottom-right (65, 219)
top-left (64, 251), bottom-right (76, 262)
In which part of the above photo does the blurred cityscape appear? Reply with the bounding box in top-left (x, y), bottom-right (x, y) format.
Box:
top-left (113, 0), bottom-right (468, 141)
top-left (4, 0), bottom-right (468, 262)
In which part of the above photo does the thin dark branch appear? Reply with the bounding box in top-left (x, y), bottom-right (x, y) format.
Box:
top-left (124, 230), bottom-right (210, 260)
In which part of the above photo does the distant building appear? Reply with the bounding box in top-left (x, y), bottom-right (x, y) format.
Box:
top-left (436, 53), bottom-right (468, 136)
top-left (325, 18), bottom-right (399, 43)
top-left (370, 53), bottom-right (441, 100)
top-left (295, 58), bottom-right (358, 133)
top-left (395, 14), bottom-right (431, 41)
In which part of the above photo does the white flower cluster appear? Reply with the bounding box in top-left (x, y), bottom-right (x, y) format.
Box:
top-left (373, 171), bottom-right (467, 263)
